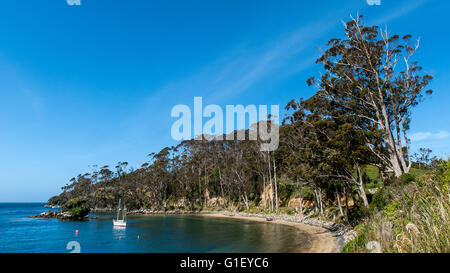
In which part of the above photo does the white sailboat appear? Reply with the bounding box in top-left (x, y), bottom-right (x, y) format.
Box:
top-left (113, 199), bottom-right (127, 227)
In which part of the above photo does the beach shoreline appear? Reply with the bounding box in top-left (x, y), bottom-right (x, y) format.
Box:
top-left (123, 209), bottom-right (354, 253)
top-left (198, 212), bottom-right (342, 253)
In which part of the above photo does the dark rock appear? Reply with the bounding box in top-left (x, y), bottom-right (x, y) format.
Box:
top-left (29, 209), bottom-right (88, 221)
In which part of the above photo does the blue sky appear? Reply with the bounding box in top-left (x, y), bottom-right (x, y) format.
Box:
top-left (0, 0), bottom-right (449, 201)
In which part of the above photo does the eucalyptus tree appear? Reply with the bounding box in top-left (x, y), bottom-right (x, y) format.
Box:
top-left (173, 141), bottom-right (199, 208)
top-left (247, 128), bottom-right (273, 211)
top-left (307, 15), bottom-right (433, 179)
top-left (279, 107), bottom-right (311, 214)
top-left (211, 139), bottom-right (227, 206)
top-left (146, 147), bottom-right (175, 208)
top-left (415, 148), bottom-right (433, 169)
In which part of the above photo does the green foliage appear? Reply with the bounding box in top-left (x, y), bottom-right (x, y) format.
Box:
top-left (69, 207), bottom-right (90, 218)
top-left (364, 165), bottom-right (381, 184)
top-left (167, 199), bottom-right (175, 207)
top-left (434, 159), bottom-right (450, 184)
top-left (383, 201), bottom-right (399, 220)
top-left (278, 180), bottom-right (297, 203)
top-left (63, 198), bottom-right (84, 208)
top-left (282, 207), bottom-right (296, 215)
top-left (409, 167), bottom-right (428, 178)
top-left (249, 192), bottom-right (255, 200)
top-left (370, 187), bottom-right (389, 211)
top-left (347, 201), bottom-right (370, 225)
top-left (342, 224), bottom-right (368, 253)
top-left (192, 203), bottom-right (203, 212)
top-left (47, 194), bottom-right (68, 206)
top-left (45, 16), bottom-right (440, 252)
top-left (444, 161), bottom-right (450, 182)
top-left (62, 198), bottom-right (90, 218)
top-left (398, 173), bottom-right (416, 185)
top-left (300, 187), bottom-right (314, 201)
top-left (362, 171), bottom-right (380, 190)
top-left (344, 160), bottom-right (450, 253)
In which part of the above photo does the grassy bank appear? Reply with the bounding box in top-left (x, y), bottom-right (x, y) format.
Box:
top-left (343, 161), bottom-right (449, 253)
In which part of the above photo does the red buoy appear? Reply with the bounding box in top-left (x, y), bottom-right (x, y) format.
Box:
top-left (75, 230), bottom-right (79, 236)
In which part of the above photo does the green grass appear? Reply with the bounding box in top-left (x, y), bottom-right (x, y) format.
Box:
top-left (409, 167), bottom-right (427, 178)
top-left (365, 165), bottom-right (380, 182)
top-left (343, 161), bottom-right (450, 253)
top-left (364, 165), bottom-right (428, 186)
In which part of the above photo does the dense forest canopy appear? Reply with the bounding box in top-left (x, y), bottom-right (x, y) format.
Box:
top-left (48, 16), bottom-right (436, 223)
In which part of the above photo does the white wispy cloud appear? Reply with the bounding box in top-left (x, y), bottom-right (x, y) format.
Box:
top-left (145, 19), bottom-right (334, 107)
top-left (410, 131), bottom-right (450, 142)
top-left (144, 0), bottom-right (427, 104)
top-left (122, 19), bottom-right (337, 145)
top-left (66, 0), bottom-right (81, 6)
top-left (210, 21), bottom-right (334, 100)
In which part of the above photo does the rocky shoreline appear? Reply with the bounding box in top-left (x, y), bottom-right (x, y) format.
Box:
top-left (43, 205), bottom-right (60, 209)
top-left (123, 209), bottom-right (357, 245)
top-left (42, 207), bottom-right (356, 244)
top-left (34, 206), bottom-right (356, 251)
top-left (29, 210), bottom-right (88, 220)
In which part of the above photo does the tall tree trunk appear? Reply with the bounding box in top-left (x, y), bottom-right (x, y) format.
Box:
top-left (355, 163), bottom-right (369, 208)
top-left (243, 192), bottom-right (249, 210)
top-left (318, 188), bottom-right (323, 215)
top-left (198, 169), bottom-right (202, 208)
top-left (268, 153), bottom-right (274, 212)
top-left (335, 186), bottom-right (344, 217)
top-left (312, 187), bottom-right (319, 213)
top-left (344, 186), bottom-right (349, 220)
top-left (204, 166), bottom-right (208, 209)
top-left (297, 178), bottom-right (303, 215)
top-left (377, 88), bottom-right (405, 178)
top-left (357, 183), bottom-right (369, 208)
top-left (273, 155), bottom-right (279, 212)
top-left (379, 166), bottom-right (390, 185)
top-left (402, 123), bottom-right (413, 173)
top-left (218, 168), bottom-right (225, 208)
top-left (263, 175), bottom-right (267, 210)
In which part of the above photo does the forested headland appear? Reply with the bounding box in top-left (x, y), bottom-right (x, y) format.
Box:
top-left (47, 16), bottom-right (449, 253)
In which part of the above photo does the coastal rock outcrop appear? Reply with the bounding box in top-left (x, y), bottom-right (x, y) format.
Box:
top-left (29, 210), bottom-right (59, 218)
top-left (29, 209), bottom-right (88, 220)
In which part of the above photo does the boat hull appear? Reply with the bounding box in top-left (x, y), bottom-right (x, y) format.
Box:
top-left (113, 220), bottom-right (127, 227)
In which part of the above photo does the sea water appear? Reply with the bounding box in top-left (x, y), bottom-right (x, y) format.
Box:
top-left (0, 203), bottom-right (311, 253)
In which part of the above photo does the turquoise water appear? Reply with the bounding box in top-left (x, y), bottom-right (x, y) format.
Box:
top-left (0, 203), bottom-right (311, 253)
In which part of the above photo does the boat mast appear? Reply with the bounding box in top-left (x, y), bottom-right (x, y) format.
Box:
top-left (116, 199), bottom-right (121, 221)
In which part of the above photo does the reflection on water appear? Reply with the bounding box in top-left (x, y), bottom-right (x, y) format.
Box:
top-left (112, 225), bottom-right (126, 240)
top-left (0, 203), bottom-right (312, 253)
top-left (122, 215), bottom-right (312, 253)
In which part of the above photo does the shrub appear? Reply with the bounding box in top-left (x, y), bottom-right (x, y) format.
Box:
top-left (47, 194), bottom-right (69, 206)
top-left (301, 187), bottom-right (314, 201)
top-left (69, 206), bottom-right (90, 218)
top-left (370, 187), bottom-right (389, 211)
top-left (62, 198), bottom-right (90, 218)
top-left (343, 161), bottom-right (450, 253)
top-left (398, 173), bottom-right (416, 185)
top-left (342, 224), bottom-right (369, 253)
top-left (346, 202), bottom-right (370, 225)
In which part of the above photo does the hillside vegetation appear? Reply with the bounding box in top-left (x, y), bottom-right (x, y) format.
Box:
top-left (344, 161), bottom-right (449, 253)
top-left (47, 16), bottom-right (448, 253)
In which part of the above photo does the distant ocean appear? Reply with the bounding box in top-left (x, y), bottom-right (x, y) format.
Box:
top-left (0, 203), bottom-right (310, 253)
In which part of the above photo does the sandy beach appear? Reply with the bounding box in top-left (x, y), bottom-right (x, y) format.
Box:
top-left (197, 213), bottom-right (342, 253)
top-left (123, 208), bottom-right (352, 253)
